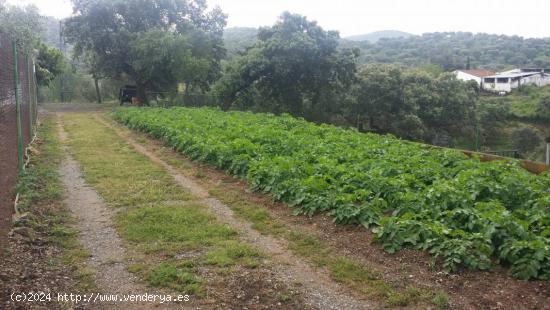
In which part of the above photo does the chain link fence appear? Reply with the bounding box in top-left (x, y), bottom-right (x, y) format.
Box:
top-left (0, 35), bottom-right (38, 247)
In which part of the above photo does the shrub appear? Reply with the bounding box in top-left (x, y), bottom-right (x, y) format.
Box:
top-left (536, 94), bottom-right (550, 119)
top-left (510, 126), bottom-right (541, 155)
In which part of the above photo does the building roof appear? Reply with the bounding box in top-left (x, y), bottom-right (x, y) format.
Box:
top-left (457, 69), bottom-right (495, 78)
top-left (484, 72), bottom-right (541, 79)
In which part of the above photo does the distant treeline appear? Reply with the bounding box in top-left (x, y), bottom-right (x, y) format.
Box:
top-left (224, 28), bottom-right (550, 71)
top-left (344, 32), bottom-right (550, 70)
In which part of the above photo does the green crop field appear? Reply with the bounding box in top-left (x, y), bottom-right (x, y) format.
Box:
top-left (113, 107), bottom-right (550, 280)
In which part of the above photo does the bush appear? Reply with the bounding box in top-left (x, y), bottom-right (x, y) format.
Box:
top-left (510, 126), bottom-right (541, 155)
top-left (517, 85), bottom-right (538, 96)
top-left (536, 94), bottom-right (550, 119)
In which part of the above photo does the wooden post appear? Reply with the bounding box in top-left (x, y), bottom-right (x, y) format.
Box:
top-left (546, 143), bottom-right (550, 165)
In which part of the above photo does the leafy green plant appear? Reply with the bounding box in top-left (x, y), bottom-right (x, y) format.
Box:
top-left (113, 107), bottom-right (550, 280)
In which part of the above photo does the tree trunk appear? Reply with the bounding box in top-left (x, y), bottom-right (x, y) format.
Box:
top-left (94, 77), bottom-right (102, 104)
top-left (136, 82), bottom-right (149, 106)
top-left (184, 83), bottom-right (190, 106)
top-left (220, 98), bottom-right (232, 111)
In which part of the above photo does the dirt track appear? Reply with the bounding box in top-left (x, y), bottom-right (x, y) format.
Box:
top-left (58, 118), bottom-right (185, 310)
top-left (96, 114), bottom-right (374, 310)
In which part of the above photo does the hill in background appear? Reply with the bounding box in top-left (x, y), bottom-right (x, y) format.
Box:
top-left (345, 30), bottom-right (413, 42)
top-left (223, 27), bottom-right (258, 59)
top-left (223, 28), bottom-right (550, 70)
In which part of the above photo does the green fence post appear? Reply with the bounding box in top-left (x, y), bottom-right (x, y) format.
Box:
top-left (26, 53), bottom-right (33, 138)
top-left (32, 59), bottom-right (38, 125)
top-left (13, 41), bottom-right (24, 173)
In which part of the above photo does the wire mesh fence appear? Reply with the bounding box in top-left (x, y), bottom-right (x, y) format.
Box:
top-left (0, 35), bottom-right (38, 246)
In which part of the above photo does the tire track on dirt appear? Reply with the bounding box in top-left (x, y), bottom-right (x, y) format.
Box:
top-left (95, 114), bottom-right (376, 310)
top-left (57, 115), bottom-right (188, 310)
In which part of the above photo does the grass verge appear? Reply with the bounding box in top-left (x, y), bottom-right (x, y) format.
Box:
top-left (14, 117), bottom-right (95, 291)
top-left (61, 113), bottom-right (263, 295)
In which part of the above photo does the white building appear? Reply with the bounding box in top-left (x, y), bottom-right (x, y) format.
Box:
top-left (454, 69), bottom-right (495, 86)
top-left (482, 69), bottom-right (550, 93)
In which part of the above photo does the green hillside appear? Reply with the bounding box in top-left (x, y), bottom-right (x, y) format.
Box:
top-left (349, 32), bottom-right (550, 70)
top-left (345, 30), bottom-right (413, 42)
top-left (223, 27), bottom-right (258, 59)
top-left (225, 29), bottom-right (550, 69)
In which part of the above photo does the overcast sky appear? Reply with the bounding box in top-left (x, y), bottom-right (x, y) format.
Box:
top-left (7, 0), bottom-right (550, 38)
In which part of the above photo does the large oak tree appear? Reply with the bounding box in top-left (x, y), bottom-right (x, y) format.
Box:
top-left (64, 0), bottom-right (226, 104)
top-left (213, 12), bottom-right (359, 117)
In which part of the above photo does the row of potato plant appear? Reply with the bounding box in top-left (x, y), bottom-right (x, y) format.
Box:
top-left (113, 107), bottom-right (550, 280)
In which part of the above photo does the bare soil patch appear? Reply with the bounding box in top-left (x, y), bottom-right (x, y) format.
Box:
top-left (0, 105), bottom-right (22, 250)
top-left (0, 220), bottom-right (77, 310)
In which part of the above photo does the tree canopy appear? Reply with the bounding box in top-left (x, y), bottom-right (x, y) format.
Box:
top-left (213, 12), bottom-right (359, 117)
top-left (0, 3), bottom-right (42, 50)
top-left (35, 42), bottom-right (65, 86)
top-left (349, 64), bottom-right (478, 144)
top-left (226, 30), bottom-right (550, 70)
top-left (222, 27), bottom-right (258, 59)
top-left (64, 0), bottom-right (227, 104)
top-left (0, 2), bottom-right (64, 88)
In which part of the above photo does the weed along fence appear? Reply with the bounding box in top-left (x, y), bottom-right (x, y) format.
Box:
top-left (0, 35), bottom-right (39, 246)
top-left (424, 143), bottom-right (550, 174)
top-left (459, 149), bottom-right (550, 174)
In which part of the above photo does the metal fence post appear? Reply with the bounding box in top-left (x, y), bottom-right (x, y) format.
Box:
top-left (26, 53), bottom-right (33, 138)
top-left (33, 59), bottom-right (38, 123)
top-left (546, 143), bottom-right (550, 165)
top-left (12, 41), bottom-right (24, 173)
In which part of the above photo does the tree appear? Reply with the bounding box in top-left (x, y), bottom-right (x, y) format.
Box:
top-left (80, 51), bottom-right (104, 103)
top-left (349, 64), bottom-right (477, 144)
top-left (64, 0), bottom-right (227, 105)
top-left (213, 12), bottom-right (358, 116)
top-left (534, 55), bottom-right (550, 68)
top-left (172, 27), bottom-right (226, 95)
top-left (210, 55), bottom-right (251, 111)
top-left (0, 3), bottom-right (42, 50)
top-left (425, 73), bottom-right (477, 141)
top-left (35, 43), bottom-right (65, 86)
top-left (126, 30), bottom-right (181, 103)
top-left (223, 27), bottom-right (258, 59)
top-left (351, 64), bottom-right (412, 134)
top-left (477, 98), bottom-right (510, 145)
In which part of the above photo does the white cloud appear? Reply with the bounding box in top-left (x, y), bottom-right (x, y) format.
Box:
top-left (6, 0), bottom-right (550, 38)
top-left (6, 0), bottom-right (72, 19)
